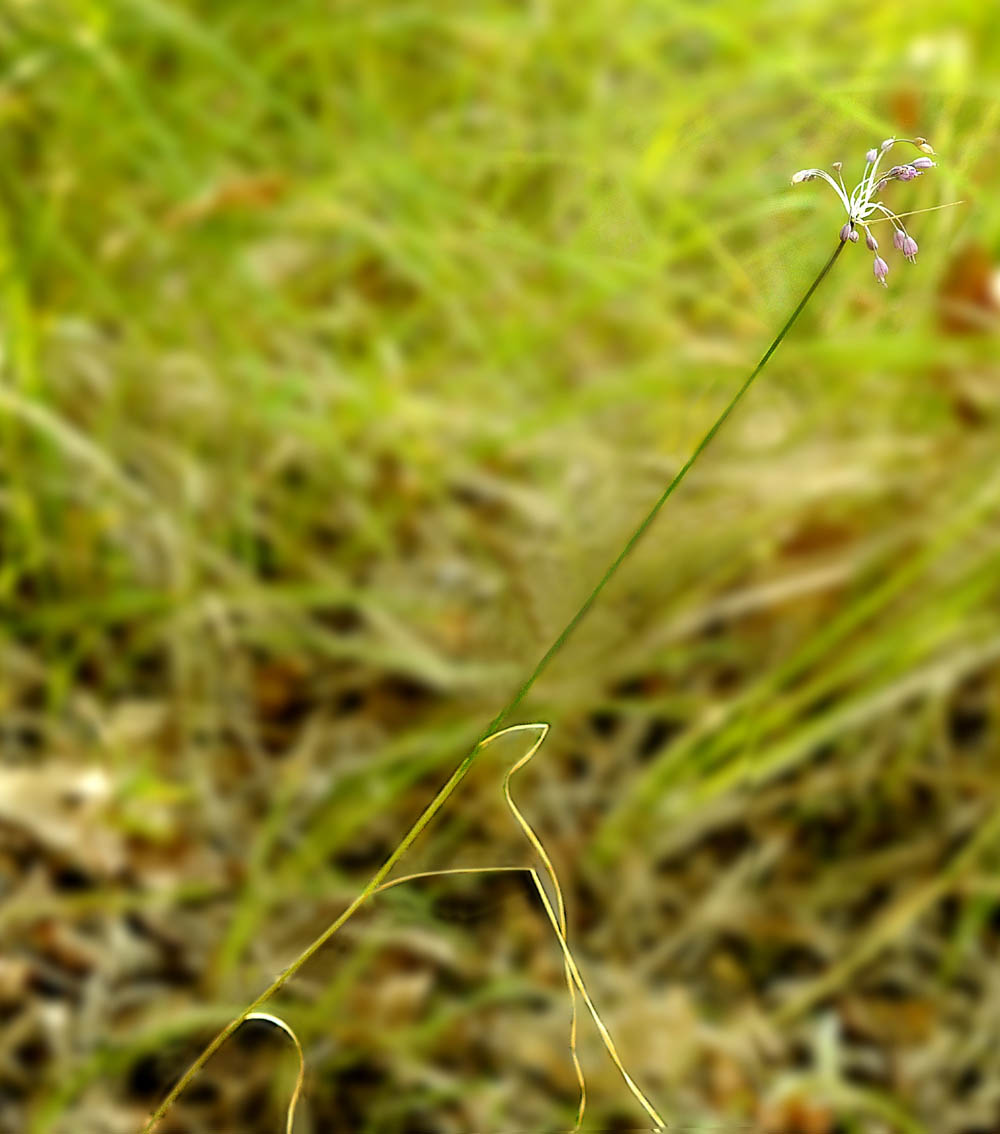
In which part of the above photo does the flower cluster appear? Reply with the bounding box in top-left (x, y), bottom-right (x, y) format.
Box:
top-left (791, 137), bottom-right (936, 286)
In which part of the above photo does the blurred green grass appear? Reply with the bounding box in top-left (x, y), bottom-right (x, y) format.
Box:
top-left (2, 1), bottom-right (1000, 1132)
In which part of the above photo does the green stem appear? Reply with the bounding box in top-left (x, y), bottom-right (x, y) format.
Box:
top-left (140, 238), bottom-right (845, 1132)
top-left (484, 237), bottom-right (847, 737)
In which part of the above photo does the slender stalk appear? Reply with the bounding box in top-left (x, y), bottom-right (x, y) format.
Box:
top-left (140, 238), bottom-right (846, 1133)
top-left (484, 239), bottom-right (847, 737)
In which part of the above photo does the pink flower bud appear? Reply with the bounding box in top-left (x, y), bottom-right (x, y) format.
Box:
top-left (866, 148), bottom-right (878, 163)
top-left (901, 235), bottom-right (918, 262)
top-left (895, 165), bottom-right (918, 182)
top-left (893, 229), bottom-right (906, 251)
top-left (839, 223), bottom-right (853, 242)
top-left (865, 231), bottom-right (878, 251)
top-left (911, 157), bottom-right (935, 170)
top-left (873, 256), bottom-right (889, 286)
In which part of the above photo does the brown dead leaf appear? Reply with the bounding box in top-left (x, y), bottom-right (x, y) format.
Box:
top-left (0, 957), bottom-right (30, 1008)
top-left (29, 918), bottom-right (99, 977)
top-left (706, 1047), bottom-right (752, 1111)
top-left (840, 992), bottom-right (937, 1045)
top-left (932, 242), bottom-right (1000, 422)
top-left (758, 1092), bottom-right (835, 1134)
top-left (889, 88), bottom-right (922, 134)
top-left (0, 764), bottom-right (122, 876)
top-left (166, 173), bottom-right (289, 228)
top-left (938, 242), bottom-right (1000, 335)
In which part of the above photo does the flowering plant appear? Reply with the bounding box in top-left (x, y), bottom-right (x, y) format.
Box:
top-left (792, 137), bottom-right (936, 286)
top-left (142, 131), bottom-right (952, 1134)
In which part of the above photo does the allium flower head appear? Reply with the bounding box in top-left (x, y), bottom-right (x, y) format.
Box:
top-left (791, 137), bottom-right (937, 286)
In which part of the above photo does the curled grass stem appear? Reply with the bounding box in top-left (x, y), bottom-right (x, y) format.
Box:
top-left (140, 239), bottom-right (845, 1133)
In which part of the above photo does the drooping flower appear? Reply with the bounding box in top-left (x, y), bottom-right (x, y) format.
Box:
top-left (791, 136), bottom-right (937, 286)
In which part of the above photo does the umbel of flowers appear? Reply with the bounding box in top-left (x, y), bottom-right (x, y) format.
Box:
top-left (791, 137), bottom-right (936, 286)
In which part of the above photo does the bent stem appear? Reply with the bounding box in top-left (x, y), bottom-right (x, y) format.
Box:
top-left (140, 238), bottom-right (846, 1133)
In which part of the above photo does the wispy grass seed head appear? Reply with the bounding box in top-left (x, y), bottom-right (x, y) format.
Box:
top-left (792, 137), bottom-right (937, 286)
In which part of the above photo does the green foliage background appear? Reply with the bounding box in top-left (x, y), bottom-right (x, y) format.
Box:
top-left (1, 2), bottom-right (999, 1132)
